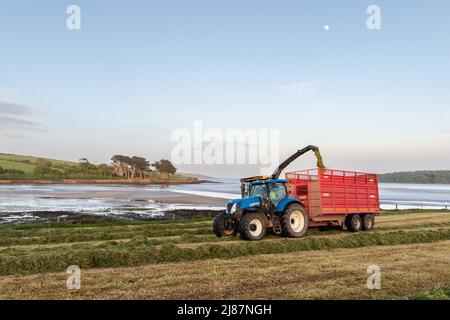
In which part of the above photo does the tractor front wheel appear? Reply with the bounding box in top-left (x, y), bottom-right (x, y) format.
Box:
top-left (239, 213), bottom-right (266, 241)
top-left (280, 204), bottom-right (308, 238)
top-left (213, 213), bottom-right (236, 237)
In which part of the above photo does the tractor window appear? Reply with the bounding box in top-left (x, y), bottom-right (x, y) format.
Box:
top-left (249, 185), bottom-right (267, 198)
top-left (269, 183), bottom-right (287, 206)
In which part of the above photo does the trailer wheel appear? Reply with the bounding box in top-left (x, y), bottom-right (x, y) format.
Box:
top-left (239, 212), bottom-right (266, 241)
top-left (213, 213), bottom-right (236, 237)
top-left (346, 214), bottom-right (362, 232)
top-left (281, 204), bottom-right (308, 238)
top-left (361, 214), bottom-right (375, 231)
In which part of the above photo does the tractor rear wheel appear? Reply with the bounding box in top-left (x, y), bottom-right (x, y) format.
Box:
top-left (361, 214), bottom-right (375, 231)
top-left (239, 212), bottom-right (266, 241)
top-left (280, 204), bottom-right (308, 238)
top-left (346, 214), bottom-right (362, 232)
top-left (213, 213), bottom-right (235, 237)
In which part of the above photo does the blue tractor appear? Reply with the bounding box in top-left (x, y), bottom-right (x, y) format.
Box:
top-left (213, 145), bottom-right (325, 241)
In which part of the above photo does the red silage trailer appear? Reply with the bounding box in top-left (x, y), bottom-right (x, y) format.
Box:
top-left (285, 168), bottom-right (380, 231)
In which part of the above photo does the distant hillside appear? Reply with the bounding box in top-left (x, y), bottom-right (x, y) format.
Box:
top-left (379, 170), bottom-right (450, 184)
top-left (0, 153), bottom-right (76, 174)
top-left (0, 153), bottom-right (198, 184)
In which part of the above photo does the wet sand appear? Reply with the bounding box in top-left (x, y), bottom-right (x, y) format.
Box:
top-left (0, 187), bottom-right (227, 205)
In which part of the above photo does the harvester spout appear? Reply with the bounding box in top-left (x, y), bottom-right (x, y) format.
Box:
top-left (271, 145), bottom-right (326, 180)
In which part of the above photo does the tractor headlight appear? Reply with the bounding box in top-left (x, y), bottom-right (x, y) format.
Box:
top-left (230, 203), bottom-right (237, 213)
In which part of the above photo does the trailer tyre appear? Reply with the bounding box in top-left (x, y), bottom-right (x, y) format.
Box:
top-left (346, 214), bottom-right (362, 232)
top-left (281, 204), bottom-right (308, 238)
top-left (213, 213), bottom-right (235, 237)
top-left (361, 214), bottom-right (375, 231)
top-left (239, 212), bottom-right (266, 241)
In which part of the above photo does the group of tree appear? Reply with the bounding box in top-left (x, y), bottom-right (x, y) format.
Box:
top-left (111, 155), bottom-right (150, 179)
top-left (110, 155), bottom-right (177, 179)
top-left (153, 159), bottom-right (177, 179)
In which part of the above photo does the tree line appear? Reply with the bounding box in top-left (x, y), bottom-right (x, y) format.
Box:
top-left (379, 170), bottom-right (450, 184)
top-left (0, 156), bottom-right (177, 180)
top-left (110, 155), bottom-right (176, 179)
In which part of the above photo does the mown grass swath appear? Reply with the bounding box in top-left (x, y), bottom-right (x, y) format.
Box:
top-left (1, 228), bottom-right (449, 276)
top-left (0, 226), bottom-right (213, 246)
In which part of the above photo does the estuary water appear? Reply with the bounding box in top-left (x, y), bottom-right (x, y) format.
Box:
top-left (0, 179), bottom-right (449, 223)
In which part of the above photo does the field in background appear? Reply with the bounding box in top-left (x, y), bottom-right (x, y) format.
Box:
top-left (0, 154), bottom-right (75, 174)
top-left (0, 210), bottom-right (449, 299)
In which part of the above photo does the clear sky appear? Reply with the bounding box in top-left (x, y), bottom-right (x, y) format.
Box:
top-left (1, 0), bottom-right (449, 177)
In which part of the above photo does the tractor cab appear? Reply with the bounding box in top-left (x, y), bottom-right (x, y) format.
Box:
top-left (227, 178), bottom-right (290, 218)
top-left (248, 179), bottom-right (288, 209)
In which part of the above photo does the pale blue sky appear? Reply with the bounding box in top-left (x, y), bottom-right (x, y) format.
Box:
top-left (1, 0), bottom-right (449, 177)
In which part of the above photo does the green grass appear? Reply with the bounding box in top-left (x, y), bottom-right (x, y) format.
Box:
top-left (0, 217), bottom-right (210, 231)
top-left (0, 218), bottom-right (340, 246)
top-left (408, 287), bottom-right (450, 300)
top-left (0, 154), bottom-right (76, 176)
top-left (0, 226), bottom-right (214, 246)
top-left (0, 159), bottom-right (35, 174)
top-left (0, 153), bottom-right (75, 166)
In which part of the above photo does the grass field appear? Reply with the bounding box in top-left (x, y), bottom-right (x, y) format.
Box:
top-left (0, 211), bottom-right (449, 299)
top-left (0, 154), bottom-right (76, 173)
top-left (0, 153), bottom-right (76, 176)
top-left (0, 159), bottom-right (36, 174)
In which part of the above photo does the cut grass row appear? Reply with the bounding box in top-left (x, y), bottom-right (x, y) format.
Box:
top-left (0, 226), bottom-right (213, 246)
top-left (2, 211), bottom-right (450, 247)
top-left (2, 219), bottom-right (450, 248)
top-left (1, 228), bottom-right (449, 276)
top-left (0, 228), bottom-right (345, 250)
top-left (0, 217), bottom-right (212, 231)
top-left (3, 209), bottom-right (446, 232)
top-left (0, 220), bottom-right (212, 238)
